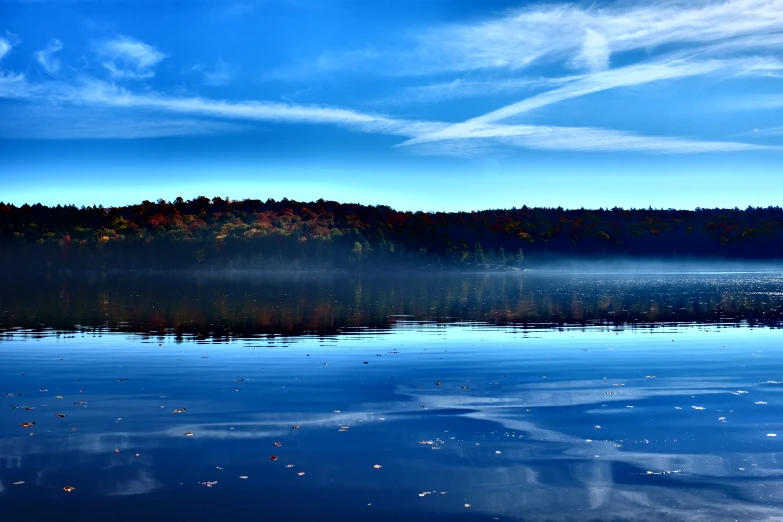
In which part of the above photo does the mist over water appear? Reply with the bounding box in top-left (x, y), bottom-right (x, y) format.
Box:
top-left (2, 269), bottom-right (783, 521)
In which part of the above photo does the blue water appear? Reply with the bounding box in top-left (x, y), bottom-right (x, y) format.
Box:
top-left (2, 318), bottom-right (783, 521)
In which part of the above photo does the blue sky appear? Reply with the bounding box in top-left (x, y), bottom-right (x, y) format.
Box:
top-left (1, 0), bottom-right (782, 211)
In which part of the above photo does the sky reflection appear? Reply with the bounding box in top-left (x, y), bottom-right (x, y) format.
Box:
top-left (1, 323), bottom-right (783, 520)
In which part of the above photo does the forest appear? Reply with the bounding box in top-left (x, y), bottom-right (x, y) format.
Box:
top-left (1, 197), bottom-right (782, 271)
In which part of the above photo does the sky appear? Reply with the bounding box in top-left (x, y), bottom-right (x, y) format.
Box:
top-left (1, 0), bottom-right (782, 211)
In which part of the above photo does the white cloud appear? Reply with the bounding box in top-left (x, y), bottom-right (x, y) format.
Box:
top-left (0, 38), bottom-right (11, 61)
top-left (35, 38), bottom-right (63, 75)
top-left (571, 29), bottom-right (611, 72)
top-left (97, 35), bottom-right (165, 80)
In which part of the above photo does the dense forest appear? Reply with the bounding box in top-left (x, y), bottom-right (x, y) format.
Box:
top-left (1, 197), bottom-right (782, 271)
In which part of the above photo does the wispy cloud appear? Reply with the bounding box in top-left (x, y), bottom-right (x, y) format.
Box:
top-left (404, 0), bottom-right (783, 75)
top-left (202, 59), bottom-right (233, 86)
top-left (750, 126), bottom-right (783, 136)
top-left (377, 75), bottom-right (581, 106)
top-left (0, 105), bottom-right (250, 139)
top-left (410, 123), bottom-right (780, 155)
top-left (0, 71), bottom-right (30, 98)
top-left (35, 38), bottom-right (63, 75)
top-left (401, 56), bottom-right (783, 147)
top-left (0, 75), bottom-right (774, 153)
top-left (265, 46), bottom-right (380, 81)
top-left (97, 35), bottom-right (165, 80)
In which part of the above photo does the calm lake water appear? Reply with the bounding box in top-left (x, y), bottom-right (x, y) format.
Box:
top-left (2, 271), bottom-right (783, 521)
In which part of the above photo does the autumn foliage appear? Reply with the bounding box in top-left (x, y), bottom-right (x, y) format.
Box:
top-left (1, 197), bottom-right (781, 271)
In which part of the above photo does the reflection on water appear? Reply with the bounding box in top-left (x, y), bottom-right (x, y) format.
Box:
top-left (1, 272), bottom-right (783, 521)
top-left (1, 271), bottom-right (782, 340)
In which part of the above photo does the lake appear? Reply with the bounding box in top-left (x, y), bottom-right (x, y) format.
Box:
top-left (1, 270), bottom-right (783, 521)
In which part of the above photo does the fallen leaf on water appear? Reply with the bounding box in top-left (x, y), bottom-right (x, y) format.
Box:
top-left (63, 485), bottom-right (75, 492)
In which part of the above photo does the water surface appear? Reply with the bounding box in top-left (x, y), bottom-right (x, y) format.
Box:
top-left (1, 271), bottom-right (782, 521)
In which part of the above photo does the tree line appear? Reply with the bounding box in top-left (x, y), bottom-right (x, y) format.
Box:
top-left (1, 197), bottom-right (782, 271)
